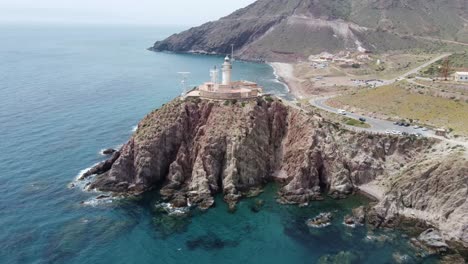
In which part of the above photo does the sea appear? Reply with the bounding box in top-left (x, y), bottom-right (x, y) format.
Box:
top-left (0, 24), bottom-right (442, 264)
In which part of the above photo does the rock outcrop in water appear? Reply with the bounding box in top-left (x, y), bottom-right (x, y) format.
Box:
top-left (82, 97), bottom-right (467, 246)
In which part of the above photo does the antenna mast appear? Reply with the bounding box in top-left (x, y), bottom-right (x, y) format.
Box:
top-left (210, 66), bottom-right (219, 84)
top-left (177, 72), bottom-right (191, 96)
top-left (231, 44), bottom-right (235, 62)
top-left (440, 58), bottom-right (450, 81)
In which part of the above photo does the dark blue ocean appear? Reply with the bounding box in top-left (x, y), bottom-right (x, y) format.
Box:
top-left (0, 24), bottom-right (440, 264)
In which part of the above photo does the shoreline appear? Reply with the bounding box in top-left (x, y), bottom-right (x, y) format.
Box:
top-left (269, 62), bottom-right (304, 99)
top-left (268, 62), bottom-right (290, 93)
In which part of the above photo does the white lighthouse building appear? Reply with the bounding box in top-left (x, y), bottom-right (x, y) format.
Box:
top-left (193, 55), bottom-right (263, 100)
top-left (222, 56), bottom-right (232, 85)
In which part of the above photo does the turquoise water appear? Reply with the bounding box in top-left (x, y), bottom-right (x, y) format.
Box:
top-left (0, 24), bottom-right (438, 264)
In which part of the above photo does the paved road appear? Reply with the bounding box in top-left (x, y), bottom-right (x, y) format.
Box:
top-left (310, 97), bottom-right (434, 136)
top-left (395, 53), bottom-right (451, 80)
top-left (306, 53), bottom-right (453, 136)
top-left (372, 53), bottom-right (452, 87)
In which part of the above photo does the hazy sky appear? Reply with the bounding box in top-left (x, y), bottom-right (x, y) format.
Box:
top-left (0, 0), bottom-right (257, 25)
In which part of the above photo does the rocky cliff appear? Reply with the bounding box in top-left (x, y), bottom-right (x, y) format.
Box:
top-left (369, 154), bottom-right (468, 248)
top-left (81, 97), bottom-right (467, 245)
top-left (151, 0), bottom-right (468, 61)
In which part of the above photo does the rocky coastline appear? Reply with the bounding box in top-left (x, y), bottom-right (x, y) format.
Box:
top-left (77, 96), bottom-right (467, 253)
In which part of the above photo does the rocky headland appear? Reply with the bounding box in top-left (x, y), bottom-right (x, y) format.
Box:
top-left (79, 96), bottom-right (467, 249)
top-left (151, 0), bottom-right (468, 62)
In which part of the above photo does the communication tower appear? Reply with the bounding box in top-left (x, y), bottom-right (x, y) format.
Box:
top-left (177, 72), bottom-right (191, 96)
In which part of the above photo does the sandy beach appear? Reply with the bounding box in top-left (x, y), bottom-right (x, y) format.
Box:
top-left (357, 182), bottom-right (385, 201)
top-left (269, 62), bottom-right (305, 99)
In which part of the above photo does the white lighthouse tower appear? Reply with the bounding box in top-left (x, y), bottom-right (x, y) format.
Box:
top-left (222, 56), bottom-right (232, 85)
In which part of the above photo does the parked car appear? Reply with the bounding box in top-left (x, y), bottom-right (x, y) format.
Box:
top-left (359, 117), bottom-right (366, 122)
top-left (422, 127), bottom-right (428, 131)
top-left (385, 130), bottom-right (391, 134)
top-left (404, 123), bottom-right (410, 127)
top-left (413, 125), bottom-right (420, 129)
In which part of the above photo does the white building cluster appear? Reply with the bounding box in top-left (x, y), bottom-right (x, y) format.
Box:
top-left (193, 56), bottom-right (263, 100)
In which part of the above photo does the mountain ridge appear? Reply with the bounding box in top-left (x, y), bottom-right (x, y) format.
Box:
top-left (151, 0), bottom-right (468, 62)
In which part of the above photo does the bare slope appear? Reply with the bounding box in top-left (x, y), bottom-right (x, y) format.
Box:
top-left (151, 0), bottom-right (468, 61)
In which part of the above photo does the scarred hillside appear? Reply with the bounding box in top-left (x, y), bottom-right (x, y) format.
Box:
top-left (151, 0), bottom-right (468, 61)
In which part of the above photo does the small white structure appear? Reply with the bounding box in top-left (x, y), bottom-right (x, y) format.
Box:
top-left (454, 72), bottom-right (468, 82)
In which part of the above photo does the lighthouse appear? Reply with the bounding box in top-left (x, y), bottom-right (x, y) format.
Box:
top-left (195, 55), bottom-right (262, 100)
top-left (222, 56), bottom-right (232, 85)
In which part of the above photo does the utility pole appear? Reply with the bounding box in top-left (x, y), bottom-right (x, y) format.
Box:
top-left (440, 58), bottom-right (450, 81)
top-left (177, 72), bottom-right (191, 96)
top-left (231, 44), bottom-right (235, 62)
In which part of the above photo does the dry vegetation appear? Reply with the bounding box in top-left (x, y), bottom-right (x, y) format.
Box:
top-left (330, 84), bottom-right (468, 135)
top-left (290, 53), bottom-right (437, 97)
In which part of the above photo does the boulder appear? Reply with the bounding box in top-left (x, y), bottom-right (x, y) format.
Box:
top-left (418, 228), bottom-right (448, 249)
top-left (352, 206), bottom-right (366, 224)
top-left (102, 148), bottom-right (116, 155)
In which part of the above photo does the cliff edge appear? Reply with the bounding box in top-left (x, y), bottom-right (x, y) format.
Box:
top-left (80, 97), bottom-right (467, 246)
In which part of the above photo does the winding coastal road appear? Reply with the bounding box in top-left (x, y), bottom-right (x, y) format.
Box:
top-left (310, 97), bottom-right (434, 136)
top-left (307, 54), bottom-right (453, 137)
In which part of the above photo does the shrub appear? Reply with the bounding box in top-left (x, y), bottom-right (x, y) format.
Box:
top-left (265, 96), bottom-right (274, 103)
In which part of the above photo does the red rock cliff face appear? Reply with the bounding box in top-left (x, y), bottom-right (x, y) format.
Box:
top-left (88, 98), bottom-right (432, 211)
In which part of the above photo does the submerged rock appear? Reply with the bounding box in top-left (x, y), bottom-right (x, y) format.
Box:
top-left (249, 199), bottom-right (265, 213)
top-left (185, 232), bottom-right (239, 251)
top-left (317, 251), bottom-right (360, 264)
top-left (392, 252), bottom-right (413, 264)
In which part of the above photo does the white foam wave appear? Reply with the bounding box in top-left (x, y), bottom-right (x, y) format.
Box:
top-left (81, 196), bottom-right (114, 207)
top-left (99, 144), bottom-right (122, 156)
top-left (73, 163), bottom-right (99, 181)
top-left (307, 222), bottom-right (331, 228)
top-left (131, 125), bottom-right (138, 132)
top-left (155, 202), bottom-right (190, 216)
top-left (343, 222), bottom-right (356, 228)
